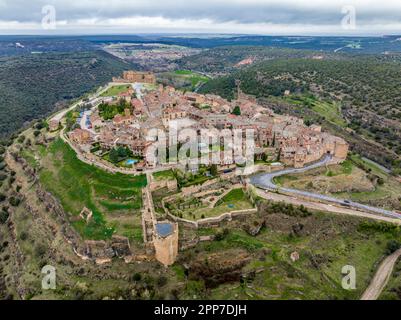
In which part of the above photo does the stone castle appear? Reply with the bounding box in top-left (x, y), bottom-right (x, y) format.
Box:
top-left (113, 71), bottom-right (156, 84)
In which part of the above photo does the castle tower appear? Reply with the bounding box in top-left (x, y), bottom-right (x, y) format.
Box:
top-left (153, 222), bottom-right (179, 267)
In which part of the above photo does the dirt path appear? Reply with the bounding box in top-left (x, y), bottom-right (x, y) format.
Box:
top-left (361, 248), bottom-right (401, 300)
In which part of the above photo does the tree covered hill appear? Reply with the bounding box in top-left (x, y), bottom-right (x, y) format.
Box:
top-left (199, 55), bottom-right (401, 171)
top-left (176, 46), bottom-right (349, 75)
top-left (0, 50), bottom-right (131, 138)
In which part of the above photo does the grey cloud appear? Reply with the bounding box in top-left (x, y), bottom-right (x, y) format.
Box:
top-left (0, 0), bottom-right (400, 33)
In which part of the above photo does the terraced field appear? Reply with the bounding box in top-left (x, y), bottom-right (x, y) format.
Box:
top-left (168, 188), bottom-right (255, 221)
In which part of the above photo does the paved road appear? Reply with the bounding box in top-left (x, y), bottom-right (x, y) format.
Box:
top-left (50, 84), bottom-right (112, 123)
top-left (255, 190), bottom-right (401, 225)
top-left (250, 155), bottom-right (401, 220)
top-left (361, 248), bottom-right (401, 300)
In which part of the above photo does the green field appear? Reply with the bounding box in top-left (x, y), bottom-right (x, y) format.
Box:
top-left (158, 70), bottom-right (210, 91)
top-left (100, 85), bottom-right (132, 97)
top-left (174, 70), bottom-right (210, 87)
top-left (39, 138), bottom-right (147, 241)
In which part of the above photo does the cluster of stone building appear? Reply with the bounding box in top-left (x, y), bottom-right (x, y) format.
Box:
top-left (68, 71), bottom-right (349, 170)
top-left (112, 71), bottom-right (156, 84)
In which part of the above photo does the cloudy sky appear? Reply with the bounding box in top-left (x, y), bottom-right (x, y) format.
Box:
top-left (0, 0), bottom-right (401, 35)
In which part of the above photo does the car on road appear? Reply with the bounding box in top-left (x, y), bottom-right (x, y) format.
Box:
top-left (343, 200), bottom-right (351, 207)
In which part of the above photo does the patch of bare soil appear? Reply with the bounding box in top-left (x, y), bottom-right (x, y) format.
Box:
top-left (188, 249), bottom-right (251, 288)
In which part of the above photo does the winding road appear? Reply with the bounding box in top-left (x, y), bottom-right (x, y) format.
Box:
top-left (250, 155), bottom-right (401, 220)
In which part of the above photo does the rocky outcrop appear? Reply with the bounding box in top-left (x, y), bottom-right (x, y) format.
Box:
top-left (243, 218), bottom-right (265, 236)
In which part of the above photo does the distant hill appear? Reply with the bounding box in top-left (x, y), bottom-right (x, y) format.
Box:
top-left (0, 50), bottom-right (131, 138)
top-left (2, 34), bottom-right (401, 54)
top-left (177, 46), bottom-right (345, 74)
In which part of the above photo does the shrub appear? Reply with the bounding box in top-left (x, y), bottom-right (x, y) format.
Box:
top-left (9, 197), bottom-right (21, 207)
top-left (19, 231), bottom-right (28, 241)
top-left (34, 243), bottom-right (47, 258)
top-left (17, 135), bottom-right (25, 144)
top-left (215, 228), bottom-right (229, 241)
top-left (157, 276), bottom-right (168, 288)
top-left (386, 240), bottom-right (401, 255)
top-left (0, 210), bottom-right (9, 224)
top-left (259, 200), bottom-right (311, 218)
top-left (9, 176), bottom-right (16, 184)
top-left (132, 273), bottom-right (142, 282)
top-left (358, 221), bottom-right (400, 235)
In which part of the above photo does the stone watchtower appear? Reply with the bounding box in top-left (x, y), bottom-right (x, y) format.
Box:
top-left (153, 222), bottom-right (179, 267)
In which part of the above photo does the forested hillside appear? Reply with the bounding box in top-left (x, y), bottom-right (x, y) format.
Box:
top-left (177, 46), bottom-right (346, 75)
top-left (200, 56), bottom-right (401, 171)
top-left (0, 50), bottom-right (130, 138)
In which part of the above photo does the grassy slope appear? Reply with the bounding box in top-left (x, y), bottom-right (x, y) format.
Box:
top-left (178, 213), bottom-right (400, 300)
top-left (100, 85), bottom-right (131, 97)
top-left (283, 95), bottom-right (347, 127)
top-left (39, 138), bottom-right (147, 241)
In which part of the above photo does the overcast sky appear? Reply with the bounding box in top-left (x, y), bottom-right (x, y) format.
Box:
top-left (0, 0), bottom-right (401, 35)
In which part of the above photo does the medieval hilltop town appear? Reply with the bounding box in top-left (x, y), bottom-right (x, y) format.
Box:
top-left (47, 71), bottom-right (349, 267)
